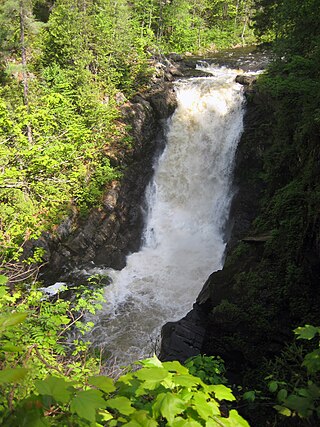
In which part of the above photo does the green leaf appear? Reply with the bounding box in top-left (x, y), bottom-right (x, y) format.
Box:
top-left (88, 375), bottom-right (116, 393)
top-left (207, 384), bottom-right (236, 401)
top-left (1, 343), bottom-right (23, 352)
top-left (135, 367), bottom-right (170, 390)
top-left (221, 409), bottom-right (251, 427)
top-left (0, 286), bottom-right (7, 298)
top-left (172, 417), bottom-right (202, 427)
top-left (192, 393), bottom-right (220, 420)
top-left (163, 361), bottom-right (189, 375)
top-left (0, 367), bottom-right (28, 384)
top-left (122, 410), bottom-right (158, 427)
top-left (16, 410), bottom-right (49, 427)
top-left (302, 349), bottom-right (320, 374)
top-left (268, 381), bottom-right (278, 393)
top-left (295, 325), bottom-right (320, 340)
top-left (0, 275), bottom-right (8, 285)
top-left (152, 392), bottom-right (185, 424)
top-left (0, 312), bottom-right (28, 329)
top-left (284, 395), bottom-right (312, 417)
top-left (277, 389), bottom-right (288, 402)
top-left (139, 355), bottom-right (163, 368)
top-left (305, 382), bottom-right (320, 398)
top-left (36, 376), bottom-right (73, 404)
top-left (243, 391), bottom-right (256, 402)
top-left (106, 396), bottom-right (135, 416)
top-left (70, 389), bottom-right (106, 422)
top-left (172, 374), bottom-right (202, 389)
top-left (274, 405), bottom-right (292, 417)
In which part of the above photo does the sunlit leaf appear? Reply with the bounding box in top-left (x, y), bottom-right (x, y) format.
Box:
top-left (162, 361), bottom-right (189, 375)
top-left (192, 393), bottom-right (220, 420)
top-left (295, 325), bottom-right (320, 340)
top-left (172, 417), bottom-right (203, 426)
top-left (98, 409), bottom-right (113, 422)
top-left (88, 375), bottom-right (116, 393)
top-left (153, 392), bottom-right (185, 424)
top-left (0, 275), bottom-right (8, 285)
top-left (207, 384), bottom-right (236, 401)
top-left (274, 405), bottom-right (292, 417)
top-left (172, 374), bottom-right (202, 389)
top-left (215, 410), bottom-right (250, 426)
top-left (106, 396), bottom-right (135, 416)
top-left (139, 355), bottom-right (163, 368)
top-left (135, 367), bottom-right (170, 390)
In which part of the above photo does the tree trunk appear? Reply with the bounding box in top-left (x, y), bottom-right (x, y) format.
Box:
top-left (19, 0), bottom-right (33, 144)
top-left (241, 0), bottom-right (251, 46)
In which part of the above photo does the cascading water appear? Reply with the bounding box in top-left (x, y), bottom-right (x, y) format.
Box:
top-left (89, 65), bottom-right (245, 364)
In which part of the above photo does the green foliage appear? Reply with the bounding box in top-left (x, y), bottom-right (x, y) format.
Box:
top-left (0, 277), bottom-right (105, 415)
top-left (0, 276), bottom-right (250, 426)
top-left (265, 325), bottom-right (320, 420)
top-left (156, 0), bottom-right (257, 53)
top-left (1, 354), bottom-right (250, 426)
top-left (185, 355), bottom-right (227, 385)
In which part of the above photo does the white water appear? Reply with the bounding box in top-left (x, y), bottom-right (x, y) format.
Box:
top-left (89, 65), bottom-right (245, 364)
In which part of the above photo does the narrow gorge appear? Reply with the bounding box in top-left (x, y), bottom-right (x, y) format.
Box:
top-left (88, 64), bottom-right (245, 364)
top-left (40, 49), bottom-right (268, 367)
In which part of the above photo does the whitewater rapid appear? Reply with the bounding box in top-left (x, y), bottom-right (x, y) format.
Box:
top-left (89, 65), bottom-right (245, 364)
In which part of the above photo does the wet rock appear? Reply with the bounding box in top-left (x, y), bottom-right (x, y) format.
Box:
top-left (168, 66), bottom-right (184, 77)
top-left (146, 83), bottom-right (177, 120)
top-left (159, 303), bottom-right (208, 363)
top-left (167, 53), bottom-right (183, 62)
top-left (235, 74), bottom-right (258, 87)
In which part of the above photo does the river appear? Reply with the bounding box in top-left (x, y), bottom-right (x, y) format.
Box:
top-left (88, 63), bottom-right (246, 365)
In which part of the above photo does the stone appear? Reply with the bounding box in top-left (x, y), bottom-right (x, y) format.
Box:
top-left (235, 74), bottom-right (257, 87)
top-left (159, 304), bottom-right (208, 363)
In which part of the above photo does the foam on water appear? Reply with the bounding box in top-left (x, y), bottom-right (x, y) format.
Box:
top-left (88, 65), bottom-right (245, 364)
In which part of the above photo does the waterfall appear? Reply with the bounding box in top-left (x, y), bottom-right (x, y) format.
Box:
top-left (89, 65), bottom-right (245, 364)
